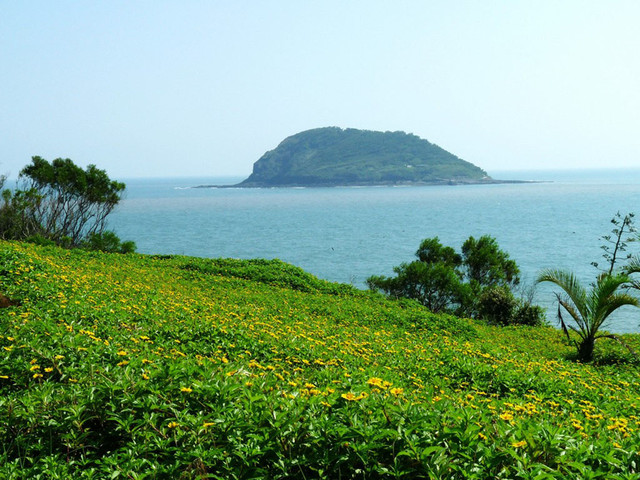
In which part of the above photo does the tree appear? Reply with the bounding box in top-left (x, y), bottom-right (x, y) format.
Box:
top-left (537, 269), bottom-right (638, 362)
top-left (367, 235), bottom-right (541, 324)
top-left (367, 255), bottom-right (471, 315)
top-left (0, 156), bottom-right (134, 252)
top-left (18, 156), bottom-right (126, 245)
top-left (461, 235), bottom-right (519, 291)
top-left (591, 212), bottom-right (636, 275)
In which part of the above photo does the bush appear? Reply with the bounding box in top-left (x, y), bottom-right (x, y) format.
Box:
top-left (82, 231), bottom-right (137, 254)
top-left (477, 286), bottom-right (516, 325)
top-left (477, 286), bottom-right (545, 326)
top-left (513, 302), bottom-right (545, 327)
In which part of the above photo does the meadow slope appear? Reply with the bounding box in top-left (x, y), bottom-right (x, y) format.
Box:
top-left (1, 241), bottom-right (640, 479)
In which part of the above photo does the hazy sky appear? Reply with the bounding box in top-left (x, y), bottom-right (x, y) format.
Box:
top-left (3, 2), bottom-right (640, 179)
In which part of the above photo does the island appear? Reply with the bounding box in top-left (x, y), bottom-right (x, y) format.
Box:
top-left (199, 127), bottom-right (517, 188)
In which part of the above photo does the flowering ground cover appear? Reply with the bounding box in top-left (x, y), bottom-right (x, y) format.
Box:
top-left (1, 241), bottom-right (640, 479)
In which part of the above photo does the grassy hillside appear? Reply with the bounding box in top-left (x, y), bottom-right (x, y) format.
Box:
top-left (1, 241), bottom-right (640, 479)
top-left (240, 127), bottom-right (489, 187)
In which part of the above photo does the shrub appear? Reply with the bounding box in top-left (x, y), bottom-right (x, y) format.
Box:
top-left (476, 286), bottom-right (516, 325)
top-left (83, 231), bottom-right (137, 254)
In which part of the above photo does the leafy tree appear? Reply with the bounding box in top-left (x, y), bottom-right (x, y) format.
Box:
top-left (18, 156), bottom-right (125, 245)
top-left (416, 237), bottom-right (462, 267)
top-left (461, 235), bottom-right (519, 291)
top-left (367, 235), bottom-right (540, 324)
top-left (0, 156), bottom-right (134, 252)
top-left (537, 269), bottom-right (638, 362)
top-left (367, 253), bottom-right (471, 315)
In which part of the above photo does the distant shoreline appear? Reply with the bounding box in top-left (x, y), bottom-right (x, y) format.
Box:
top-left (193, 178), bottom-right (547, 189)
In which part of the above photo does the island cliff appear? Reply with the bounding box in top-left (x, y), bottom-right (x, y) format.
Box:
top-left (238, 127), bottom-right (489, 187)
top-left (200, 127), bottom-right (503, 188)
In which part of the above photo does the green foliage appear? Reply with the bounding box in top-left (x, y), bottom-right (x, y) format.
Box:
top-left (537, 269), bottom-right (639, 362)
top-left (478, 286), bottom-right (545, 327)
top-left (477, 286), bottom-right (517, 325)
top-left (539, 213), bottom-right (640, 362)
top-left (1, 241), bottom-right (640, 478)
top-left (368, 235), bottom-right (541, 326)
top-left (592, 212), bottom-right (636, 275)
top-left (513, 302), bottom-right (546, 327)
top-left (0, 156), bottom-right (135, 253)
top-left (367, 259), bottom-right (471, 315)
top-left (461, 235), bottom-right (519, 292)
top-left (82, 231), bottom-right (137, 254)
top-left (0, 188), bottom-right (42, 240)
top-left (241, 127), bottom-right (489, 187)
top-left (182, 257), bottom-right (357, 295)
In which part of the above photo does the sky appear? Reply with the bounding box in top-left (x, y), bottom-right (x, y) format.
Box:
top-left (2, 1), bottom-right (640, 179)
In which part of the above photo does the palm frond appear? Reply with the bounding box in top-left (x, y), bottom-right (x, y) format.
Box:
top-left (556, 296), bottom-right (586, 335)
top-left (556, 301), bottom-right (571, 343)
top-left (537, 269), bottom-right (589, 320)
top-left (592, 292), bottom-right (639, 331)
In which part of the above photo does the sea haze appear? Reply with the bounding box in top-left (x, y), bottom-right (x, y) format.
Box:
top-left (110, 169), bottom-right (640, 333)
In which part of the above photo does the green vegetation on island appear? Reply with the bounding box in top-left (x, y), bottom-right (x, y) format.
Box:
top-left (234, 127), bottom-right (491, 187)
top-left (2, 241), bottom-right (640, 478)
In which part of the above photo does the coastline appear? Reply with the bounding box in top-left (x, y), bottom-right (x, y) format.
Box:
top-left (193, 178), bottom-right (546, 189)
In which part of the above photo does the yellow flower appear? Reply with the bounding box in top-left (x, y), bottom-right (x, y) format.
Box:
top-left (117, 360), bottom-right (129, 367)
top-left (613, 442), bottom-right (622, 448)
top-left (341, 392), bottom-right (358, 401)
top-left (167, 421), bottom-right (179, 429)
top-left (180, 387), bottom-right (193, 393)
top-left (512, 440), bottom-right (527, 448)
top-left (44, 367), bottom-right (53, 373)
top-left (54, 355), bottom-right (64, 360)
top-left (389, 387), bottom-right (404, 396)
top-left (367, 377), bottom-right (384, 387)
top-left (142, 373), bottom-right (150, 380)
top-left (29, 365), bottom-right (41, 371)
top-left (499, 412), bottom-right (514, 421)
top-left (117, 350), bottom-right (127, 356)
top-left (33, 373), bottom-right (43, 379)
top-left (478, 433), bottom-right (487, 440)
top-left (203, 422), bottom-right (214, 428)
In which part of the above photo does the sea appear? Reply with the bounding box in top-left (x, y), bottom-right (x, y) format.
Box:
top-left (109, 168), bottom-right (640, 334)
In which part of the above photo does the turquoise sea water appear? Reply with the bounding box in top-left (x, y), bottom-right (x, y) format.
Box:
top-left (110, 168), bottom-right (640, 333)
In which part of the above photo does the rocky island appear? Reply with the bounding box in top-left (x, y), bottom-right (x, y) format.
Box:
top-left (200, 127), bottom-right (505, 188)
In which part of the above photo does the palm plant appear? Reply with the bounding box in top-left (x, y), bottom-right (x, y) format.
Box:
top-left (537, 269), bottom-right (639, 362)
